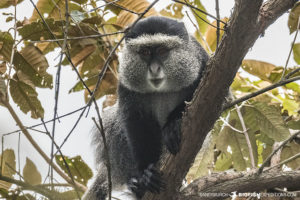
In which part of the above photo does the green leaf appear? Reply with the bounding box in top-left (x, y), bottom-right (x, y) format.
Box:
top-left (0, 188), bottom-right (35, 200)
top-left (256, 133), bottom-right (274, 165)
top-left (70, 0), bottom-right (87, 4)
top-left (231, 73), bottom-right (256, 93)
top-left (215, 152), bottom-right (232, 171)
top-left (281, 141), bottom-right (300, 169)
top-left (18, 18), bottom-right (64, 41)
top-left (9, 75), bottom-right (44, 119)
top-left (5, 16), bottom-right (13, 22)
top-left (215, 110), bottom-right (258, 171)
top-left (0, 0), bottom-right (24, 9)
top-left (241, 60), bottom-right (276, 81)
top-left (13, 45), bottom-right (53, 88)
top-left (285, 82), bottom-right (300, 94)
top-left (204, 17), bottom-right (228, 52)
top-left (188, 0), bottom-right (208, 34)
top-left (0, 76), bottom-right (7, 106)
top-left (288, 2), bottom-right (300, 34)
top-left (30, 0), bottom-right (83, 22)
top-left (287, 119), bottom-right (300, 130)
top-left (186, 133), bottom-right (215, 181)
top-left (160, 2), bottom-right (184, 19)
top-left (293, 43), bottom-right (300, 64)
top-left (280, 96), bottom-right (299, 115)
top-left (0, 149), bottom-right (16, 190)
top-left (244, 102), bottom-right (290, 142)
top-left (0, 31), bottom-right (13, 62)
top-left (55, 155), bottom-right (93, 185)
top-left (23, 158), bottom-right (42, 185)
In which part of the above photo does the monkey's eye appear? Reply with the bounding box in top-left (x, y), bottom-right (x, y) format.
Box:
top-left (138, 48), bottom-right (151, 56)
top-left (156, 47), bottom-right (169, 55)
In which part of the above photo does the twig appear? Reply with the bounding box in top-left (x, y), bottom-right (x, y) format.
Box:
top-left (219, 117), bottom-right (244, 133)
top-left (266, 151), bottom-right (300, 172)
top-left (215, 0), bottom-right (220, 49)
top-left (257, 131), bottom-right (300, 175)
top-left (29, 31), bottom-right (125, 43)
top-left (235, 104), bottom-right (255, 168)
top-left (223, 76), bottom-right (300, 110)
top-left (185, 11), bottom-right (213, 54)
top-left (173, 0), bottom-right (227, 25)
top-left (1, 100), bottom-right (87, 192)
top-left (2, 106), bottom-right (86, 136)
top-left (40, 118), bottom-right (81, 199)
top-left (88, 0), bottom-right (121, 13)
top-left (6, 3), bottom-right (17, 95)
top-left (0, 174), bottom-right (59, 199)
top-left (281, 16), bottom-right (300, 80)
top-left (184, 0), bottom-right (225, 31)
top-left (110, 2), bottom-right (141, 15)
top-left (49, 0), bottom-right (70, 190)
top-left (92, 117), bottom-right (112, 200)
top-left (285, 66), bottom-right (300, 79)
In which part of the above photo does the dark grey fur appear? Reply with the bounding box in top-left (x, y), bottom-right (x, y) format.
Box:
top-left (83, 16), bottom-right (208, 200)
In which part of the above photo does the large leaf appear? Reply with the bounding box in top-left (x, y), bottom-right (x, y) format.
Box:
top-left (281, 141), bottom-right (300, 169)
top-left (55, 155), bottom-right (93, 185)
top-left (14, 45), bottom-right (52, 88)
top-left (0, 31), bottom-right (13, 62)
top-left (215, 152), bottom-right (232, 171)
top-left (288, 2), bottom-right (300, 34)
top-left (106, 0), bottom-right (157, 28)
top-left (0, 76), bottom-right (7, 106)
top-left (293, 43), bottom-right (300, 64)
top-left (0, 188), bottom-right (35, 200)
top-left (9, 75), bottom-right (44, 119)
top-left (243, 102), bottom-right (290, 142)
top-left (23, 158), bottom-right (42, 185)
top-left (0, 149), bottom-right (16, 190)
top-left (18, 18), bottom-right (64, 41)
top-left (215, 110), bottom-right (258, 171)
top-left (204, 17), bottom-right (228, 52)
top-left (160, 2), bottom-right (184, 19)
top-left (186, 133), bottom-right (215, 182)
top-left (30, 0), bottom-right (82, 22)
top-left (241, 60), bottom-right (276, 81)
top-left (187, 0), bottom-right (208, 34)
top-left (0, 0), bottom-right (24, 9)
top-left (62, 38), bottom-right (97, 67)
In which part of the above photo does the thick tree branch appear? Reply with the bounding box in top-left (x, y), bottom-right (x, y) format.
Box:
top-left (143, 0), bottom-right (297, 199)
top-left (177, 170), bottom-right (300, 200)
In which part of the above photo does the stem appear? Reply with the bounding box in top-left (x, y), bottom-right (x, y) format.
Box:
top-left (2, 100), bottom-right (86, 192)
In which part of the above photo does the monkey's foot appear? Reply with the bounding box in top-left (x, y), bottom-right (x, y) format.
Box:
top-left (128, 164), bottom-right (165, 198)
top-left (162, 119), bottom-right (181, 155)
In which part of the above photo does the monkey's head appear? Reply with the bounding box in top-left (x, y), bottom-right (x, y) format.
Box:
top-left (118, 16), bottom-right (208, 93)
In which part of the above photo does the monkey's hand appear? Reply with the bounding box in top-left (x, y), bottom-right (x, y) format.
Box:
top-left (128, 164), bottom-right (165, 198)
top-left (162, 118), bottom-right (181, 155)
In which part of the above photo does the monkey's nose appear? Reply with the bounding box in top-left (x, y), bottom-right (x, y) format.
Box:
top-left (149, 63), bottom-right (161, 76)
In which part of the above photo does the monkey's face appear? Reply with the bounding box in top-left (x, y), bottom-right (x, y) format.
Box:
top-left (118, 34), bottom-right (202, 93)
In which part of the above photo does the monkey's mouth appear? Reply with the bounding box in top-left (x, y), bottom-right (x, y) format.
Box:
top-left (149, 78), bottom-right (164, 88)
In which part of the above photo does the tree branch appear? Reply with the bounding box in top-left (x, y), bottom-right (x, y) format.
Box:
top-left (142, 0), bottom-right (298, 199)
top-left (177, 170), bottom-right (300, 200)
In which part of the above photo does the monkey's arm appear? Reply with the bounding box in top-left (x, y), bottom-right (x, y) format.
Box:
top-left (120, 107), bottom-right (165, 197)
top-left (162, 102), bottom-right (186, 155)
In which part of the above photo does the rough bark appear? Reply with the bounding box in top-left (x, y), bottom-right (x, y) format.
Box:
top-left (177, 170), bottom-right (300, 200)
top-left (142, 0), bottom-right (298, 199)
